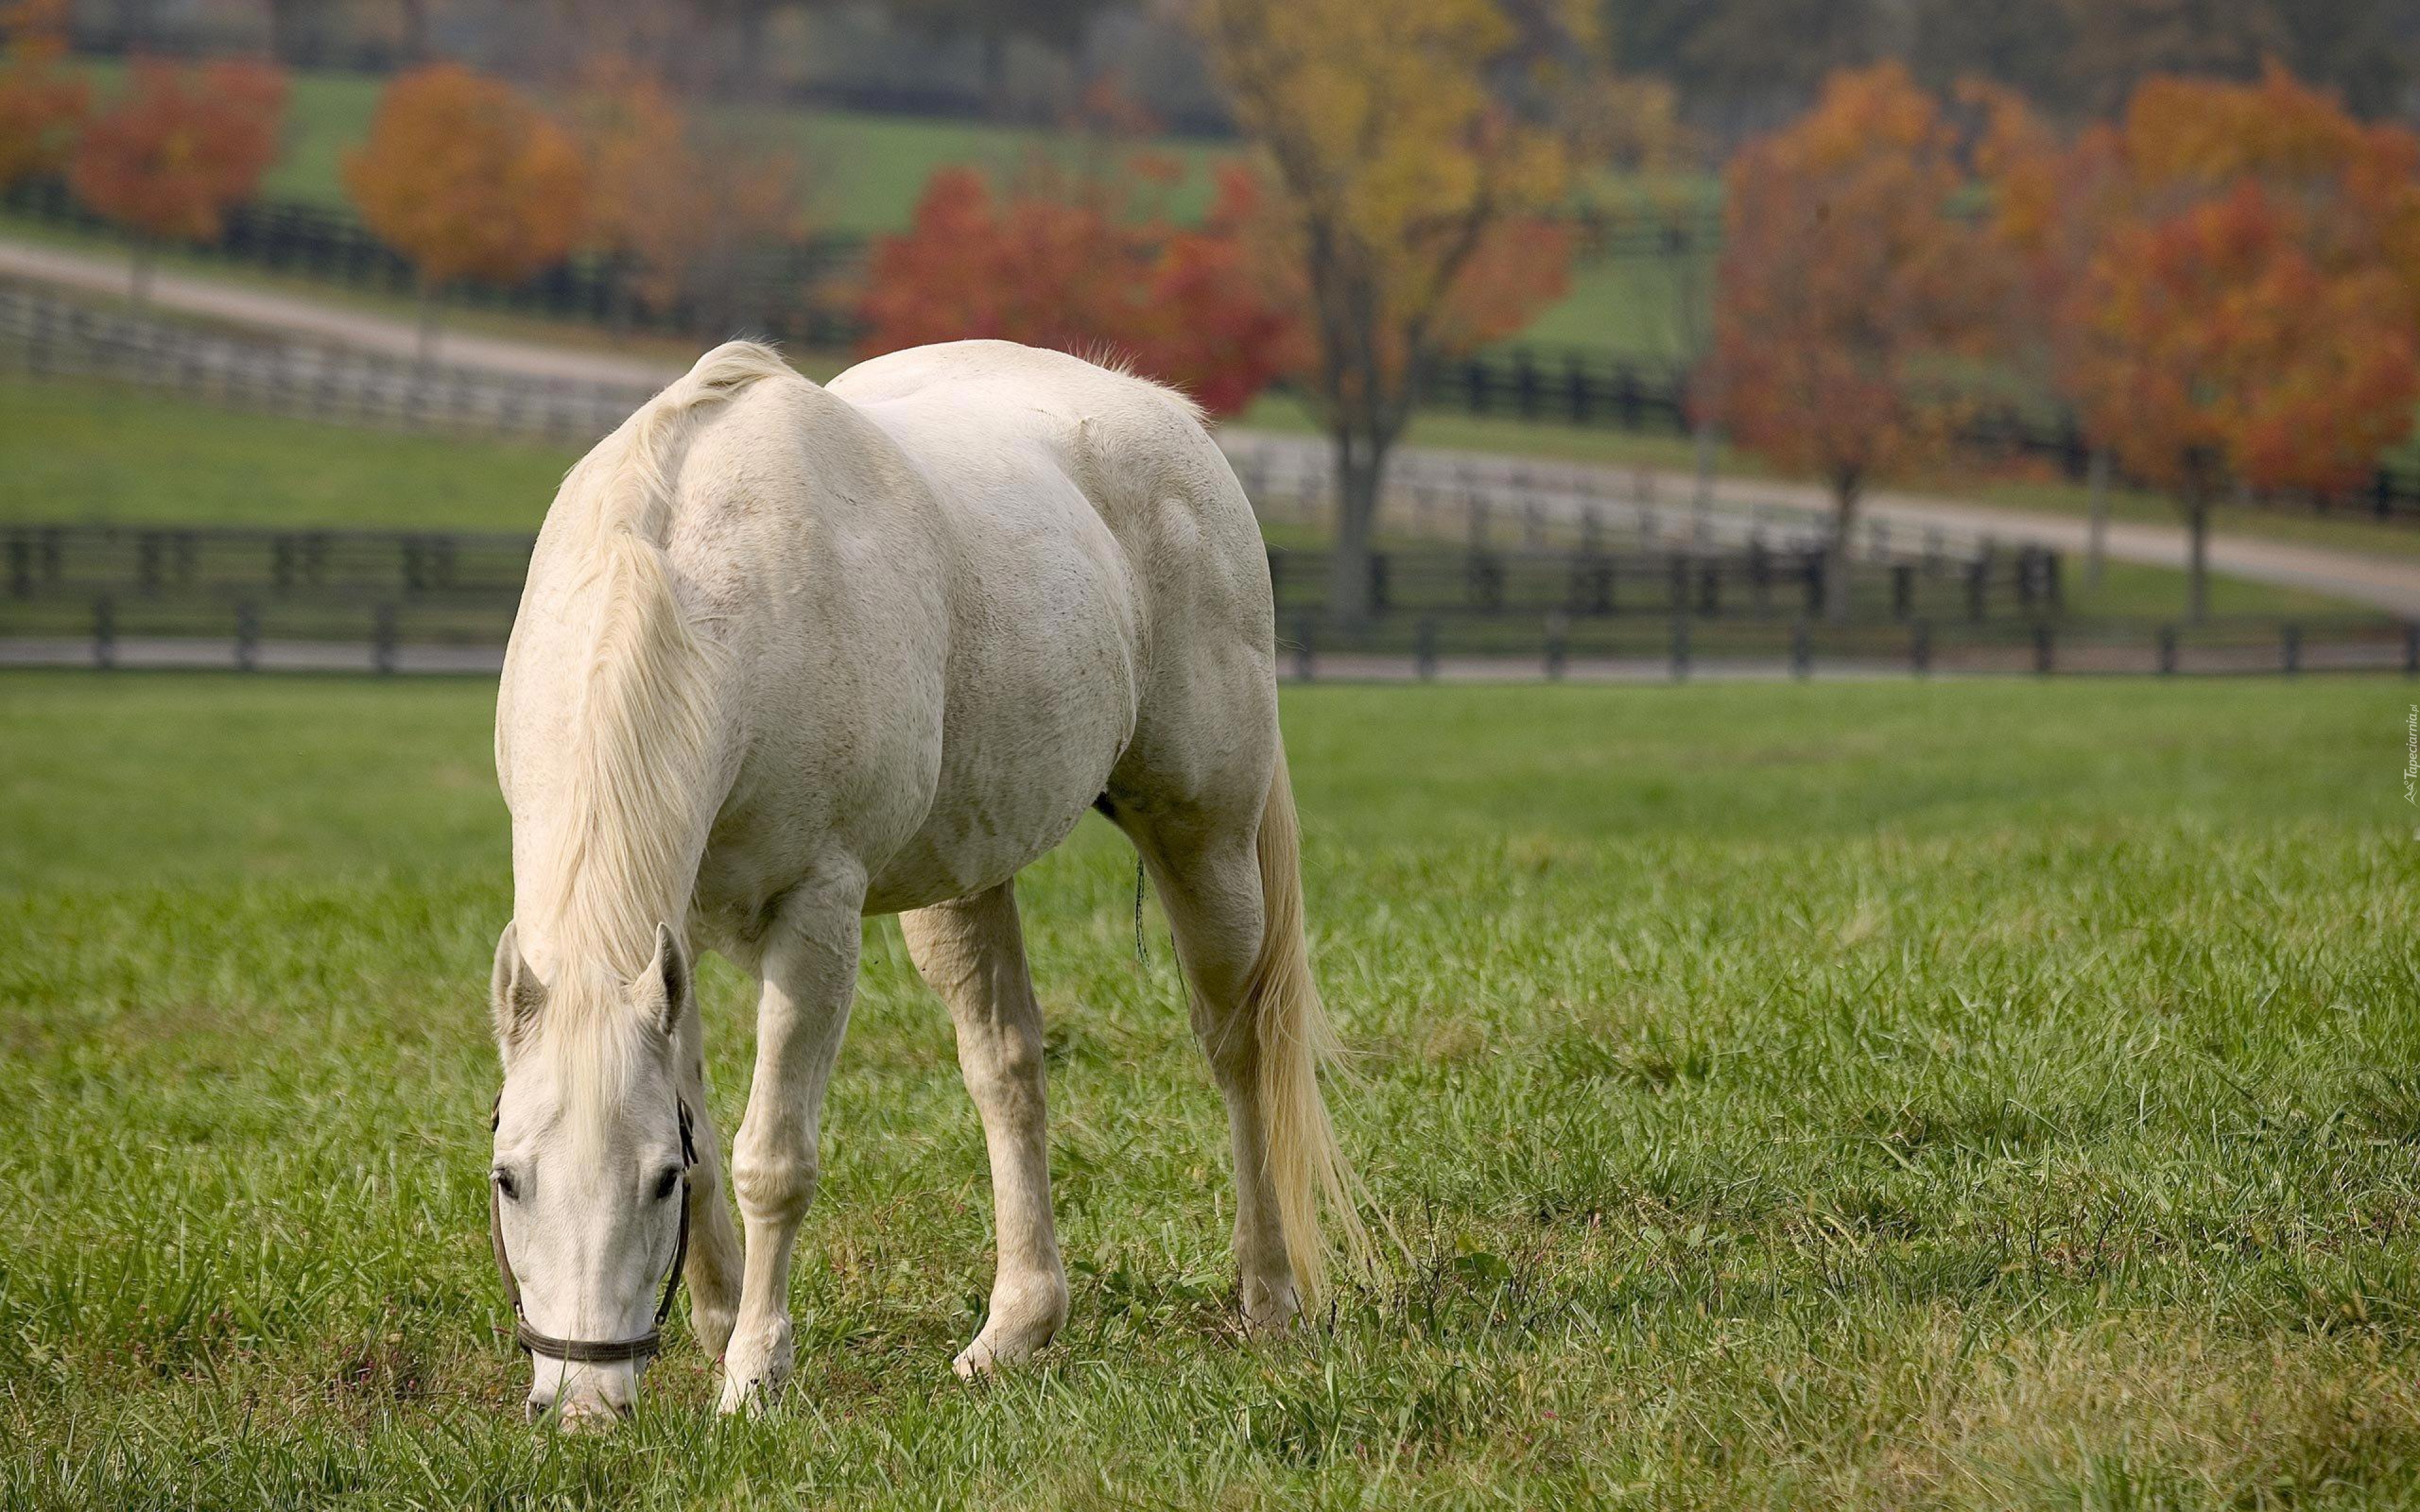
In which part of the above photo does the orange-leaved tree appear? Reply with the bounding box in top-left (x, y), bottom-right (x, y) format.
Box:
top-left (1197, 0), bottom-right (1589, 626)
top-left (0, 0), bottom-right (88, 192)
top-left (573, 59), bottom-right (806, 336)
top-left (1978, 64), bottom-right (2420, 620)
top-left (858, 157), bottom-right (1305, 420)
top-left (68, 57), bottom-right (285, 304)
top-left (1966, 78), bottom-right (2131, 583)
top-left (345, 64), bottom-right (586, 360)
top-left (1713, 62), bottom-right (1998, 622)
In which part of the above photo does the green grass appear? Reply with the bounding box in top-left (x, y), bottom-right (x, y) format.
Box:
top-left (0, 375), bottom-right (580, 533)
top-left (1, 671), bottom-right (2415, 1508)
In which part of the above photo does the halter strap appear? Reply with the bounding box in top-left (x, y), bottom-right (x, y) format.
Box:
top-left (488, 1098), bottom-right (697, 1365)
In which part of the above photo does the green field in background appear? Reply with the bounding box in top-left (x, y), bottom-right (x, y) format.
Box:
top-left (0, 372), bottom-right (2366, 623)
top-left (0, 672), bottom-right (2410, 1508)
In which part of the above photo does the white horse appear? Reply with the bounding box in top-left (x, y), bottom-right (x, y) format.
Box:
top-left (488, 338), bottom-right (1359, 1422)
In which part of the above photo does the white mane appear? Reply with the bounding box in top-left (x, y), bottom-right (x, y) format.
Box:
top-left (523, 341), bottom-right (793, 1002)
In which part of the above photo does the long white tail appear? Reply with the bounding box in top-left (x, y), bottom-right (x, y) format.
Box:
top-left (1242, 743), bottom-right (1368, 1306)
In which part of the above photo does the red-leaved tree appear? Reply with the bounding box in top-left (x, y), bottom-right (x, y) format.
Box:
top-left (858, 158), bottom-right (1305, 419)
top-left (1979, 64), bottom-right (2420, 619)
top-left (0, 0), bottom-right (88, 192)
top-left (69, 58), bottom-right (285, 304)
top-left (1713, 62), bottom-right (1998, 621)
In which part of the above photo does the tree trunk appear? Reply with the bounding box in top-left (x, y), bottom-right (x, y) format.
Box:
top-left (2085, 446), bottom-right (2110, 590)
top-left (1824, 469), bottom-right (1861, 624)
top-left (1691, 417), bottom-right (1717, 513)
top-left (395, 0), bottom-right (429, 62)
top-left (981, 29), bottom-right (1011, 119)
top-left (2182, 486), bottom-right (2210, 624)
top-left (1327, 428), bottom-right (1390, 631)
top-left (415, 277), bottom-right (442, 366)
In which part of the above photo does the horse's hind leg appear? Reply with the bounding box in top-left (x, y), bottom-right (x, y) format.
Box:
top-left (1110, 801), bottom-right (1301, 1330)
top-left (902, 881), bottom-right (1071, 1376)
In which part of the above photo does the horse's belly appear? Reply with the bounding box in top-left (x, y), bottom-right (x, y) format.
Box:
top-left (860, 527), bottom-right (1139, 915)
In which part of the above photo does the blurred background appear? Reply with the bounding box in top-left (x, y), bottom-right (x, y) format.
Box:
top-left (1, 0), bottom-right (2417, 673)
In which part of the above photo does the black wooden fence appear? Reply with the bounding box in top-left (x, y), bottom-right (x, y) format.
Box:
top-left (0, 524), bottom-right (2068, 655)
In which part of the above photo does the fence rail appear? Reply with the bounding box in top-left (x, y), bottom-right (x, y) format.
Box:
top-left (0, 283), bottom-right (655, 442)
top-left (6, 605), bottom-right (2406, 682)
top-left (0, 522), bottom-right (2065, 637)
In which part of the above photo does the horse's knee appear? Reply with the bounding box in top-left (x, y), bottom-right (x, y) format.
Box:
top-left (732, 1137), bottom-right (819, 1223)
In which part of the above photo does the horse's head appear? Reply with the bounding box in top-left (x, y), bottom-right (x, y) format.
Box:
top-left (487, 922), bottom-right (696, 1426)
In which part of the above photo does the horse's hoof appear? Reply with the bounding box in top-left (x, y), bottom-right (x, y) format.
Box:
top-left (716, 1318), bottom-right (793, 1415)
top-left (716, 1373), bottom-right (779, 1416)
top-left (952, 1331), bottom-right (1045, 1380)
top-left (1240, 1276), bottom-right (1301, 1334)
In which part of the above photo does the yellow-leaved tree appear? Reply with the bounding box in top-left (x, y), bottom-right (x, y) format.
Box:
top-left (1197, 0), bottom-right (1594, 625)
top-left (345, 64), bottom-right (587, 362)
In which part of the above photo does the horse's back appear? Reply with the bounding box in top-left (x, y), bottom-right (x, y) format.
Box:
top-left (831, 341), bottom-right (1282, 823)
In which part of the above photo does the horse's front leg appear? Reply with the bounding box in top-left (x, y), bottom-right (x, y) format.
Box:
top-left (720, 890), bottom-right (861, 1415)
top-left (677, 1028), bottom-right (746, 1363)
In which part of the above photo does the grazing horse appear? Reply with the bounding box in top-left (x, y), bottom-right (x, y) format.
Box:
top-left (487, 339), bottom-right (1358, 1422)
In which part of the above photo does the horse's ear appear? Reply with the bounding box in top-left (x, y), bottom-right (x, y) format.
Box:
top-left (632, 922), bottom-right (691, 1039)
top-left (490, 924), bottom-right (546, 1054)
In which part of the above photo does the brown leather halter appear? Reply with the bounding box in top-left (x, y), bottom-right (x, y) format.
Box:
top-left (488, 1097), bottom-right (698, 1365)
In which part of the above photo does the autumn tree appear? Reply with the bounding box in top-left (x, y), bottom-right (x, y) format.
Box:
top-left (1712, 62), bottom-right (1995, 621)
top-left (1197, 0), bottom-right (1589, 626)
top-left (1966, 79), bottom-right (2129, 582)
top-left (0, 0), bottom-right (87, 192)
top-left (68, 58), bottom-right (284, 305)
top-left (345, 64), bottom-right (586, 361)
top-left (1988, 66), bottom-right (2420, 621)
top-left (859, 156), bottom-right (1303, 418)
top-left (573, 59), bottom-right (807, 336)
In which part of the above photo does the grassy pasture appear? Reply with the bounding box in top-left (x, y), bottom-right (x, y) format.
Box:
top-left (0, 671), bottom-right (2414, 1508)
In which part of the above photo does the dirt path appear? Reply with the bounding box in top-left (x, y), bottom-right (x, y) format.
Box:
top-left (7, 233), bottom-right (2415, 617)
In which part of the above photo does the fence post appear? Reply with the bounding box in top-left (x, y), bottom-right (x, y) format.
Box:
top-left (1545, 615), bottom-right (1567, 681)
top-left (1790, 618), bottom-right (1811, 680)
top-left (92, 593), bottom-right (114, 670)
top-left (1415, 616), bottom-right (1438, 681)
top-left (2281, 622), bottom-right (2300, 675)
top-left (2406, 622), bottom-right (2419, 677)
top-left (1669, 613), bottom-right (1690, 682)
top-left (2158, 624), bottom-right (2177, 675)
top-left (1891, 563), bottom-right (1913, 621)
top-left (236, 601), bottom-right (258, 672)
top-left (1293, 615), bottom-right (1315, 684)
top-left (1368, 552), bottom-right (1390, 616)
top-left (374, 604), bottom-right (398, 675)
top-left (2032, 622), bottom-right (2053, 676)
top-left (1910, 619), bottom-right (1931, 677)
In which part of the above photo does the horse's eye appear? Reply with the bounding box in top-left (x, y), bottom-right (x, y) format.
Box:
top-left (652, 1167), bottom-right (682, 1203)
top-left (492, 1169), bottom-right (519, 1202)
